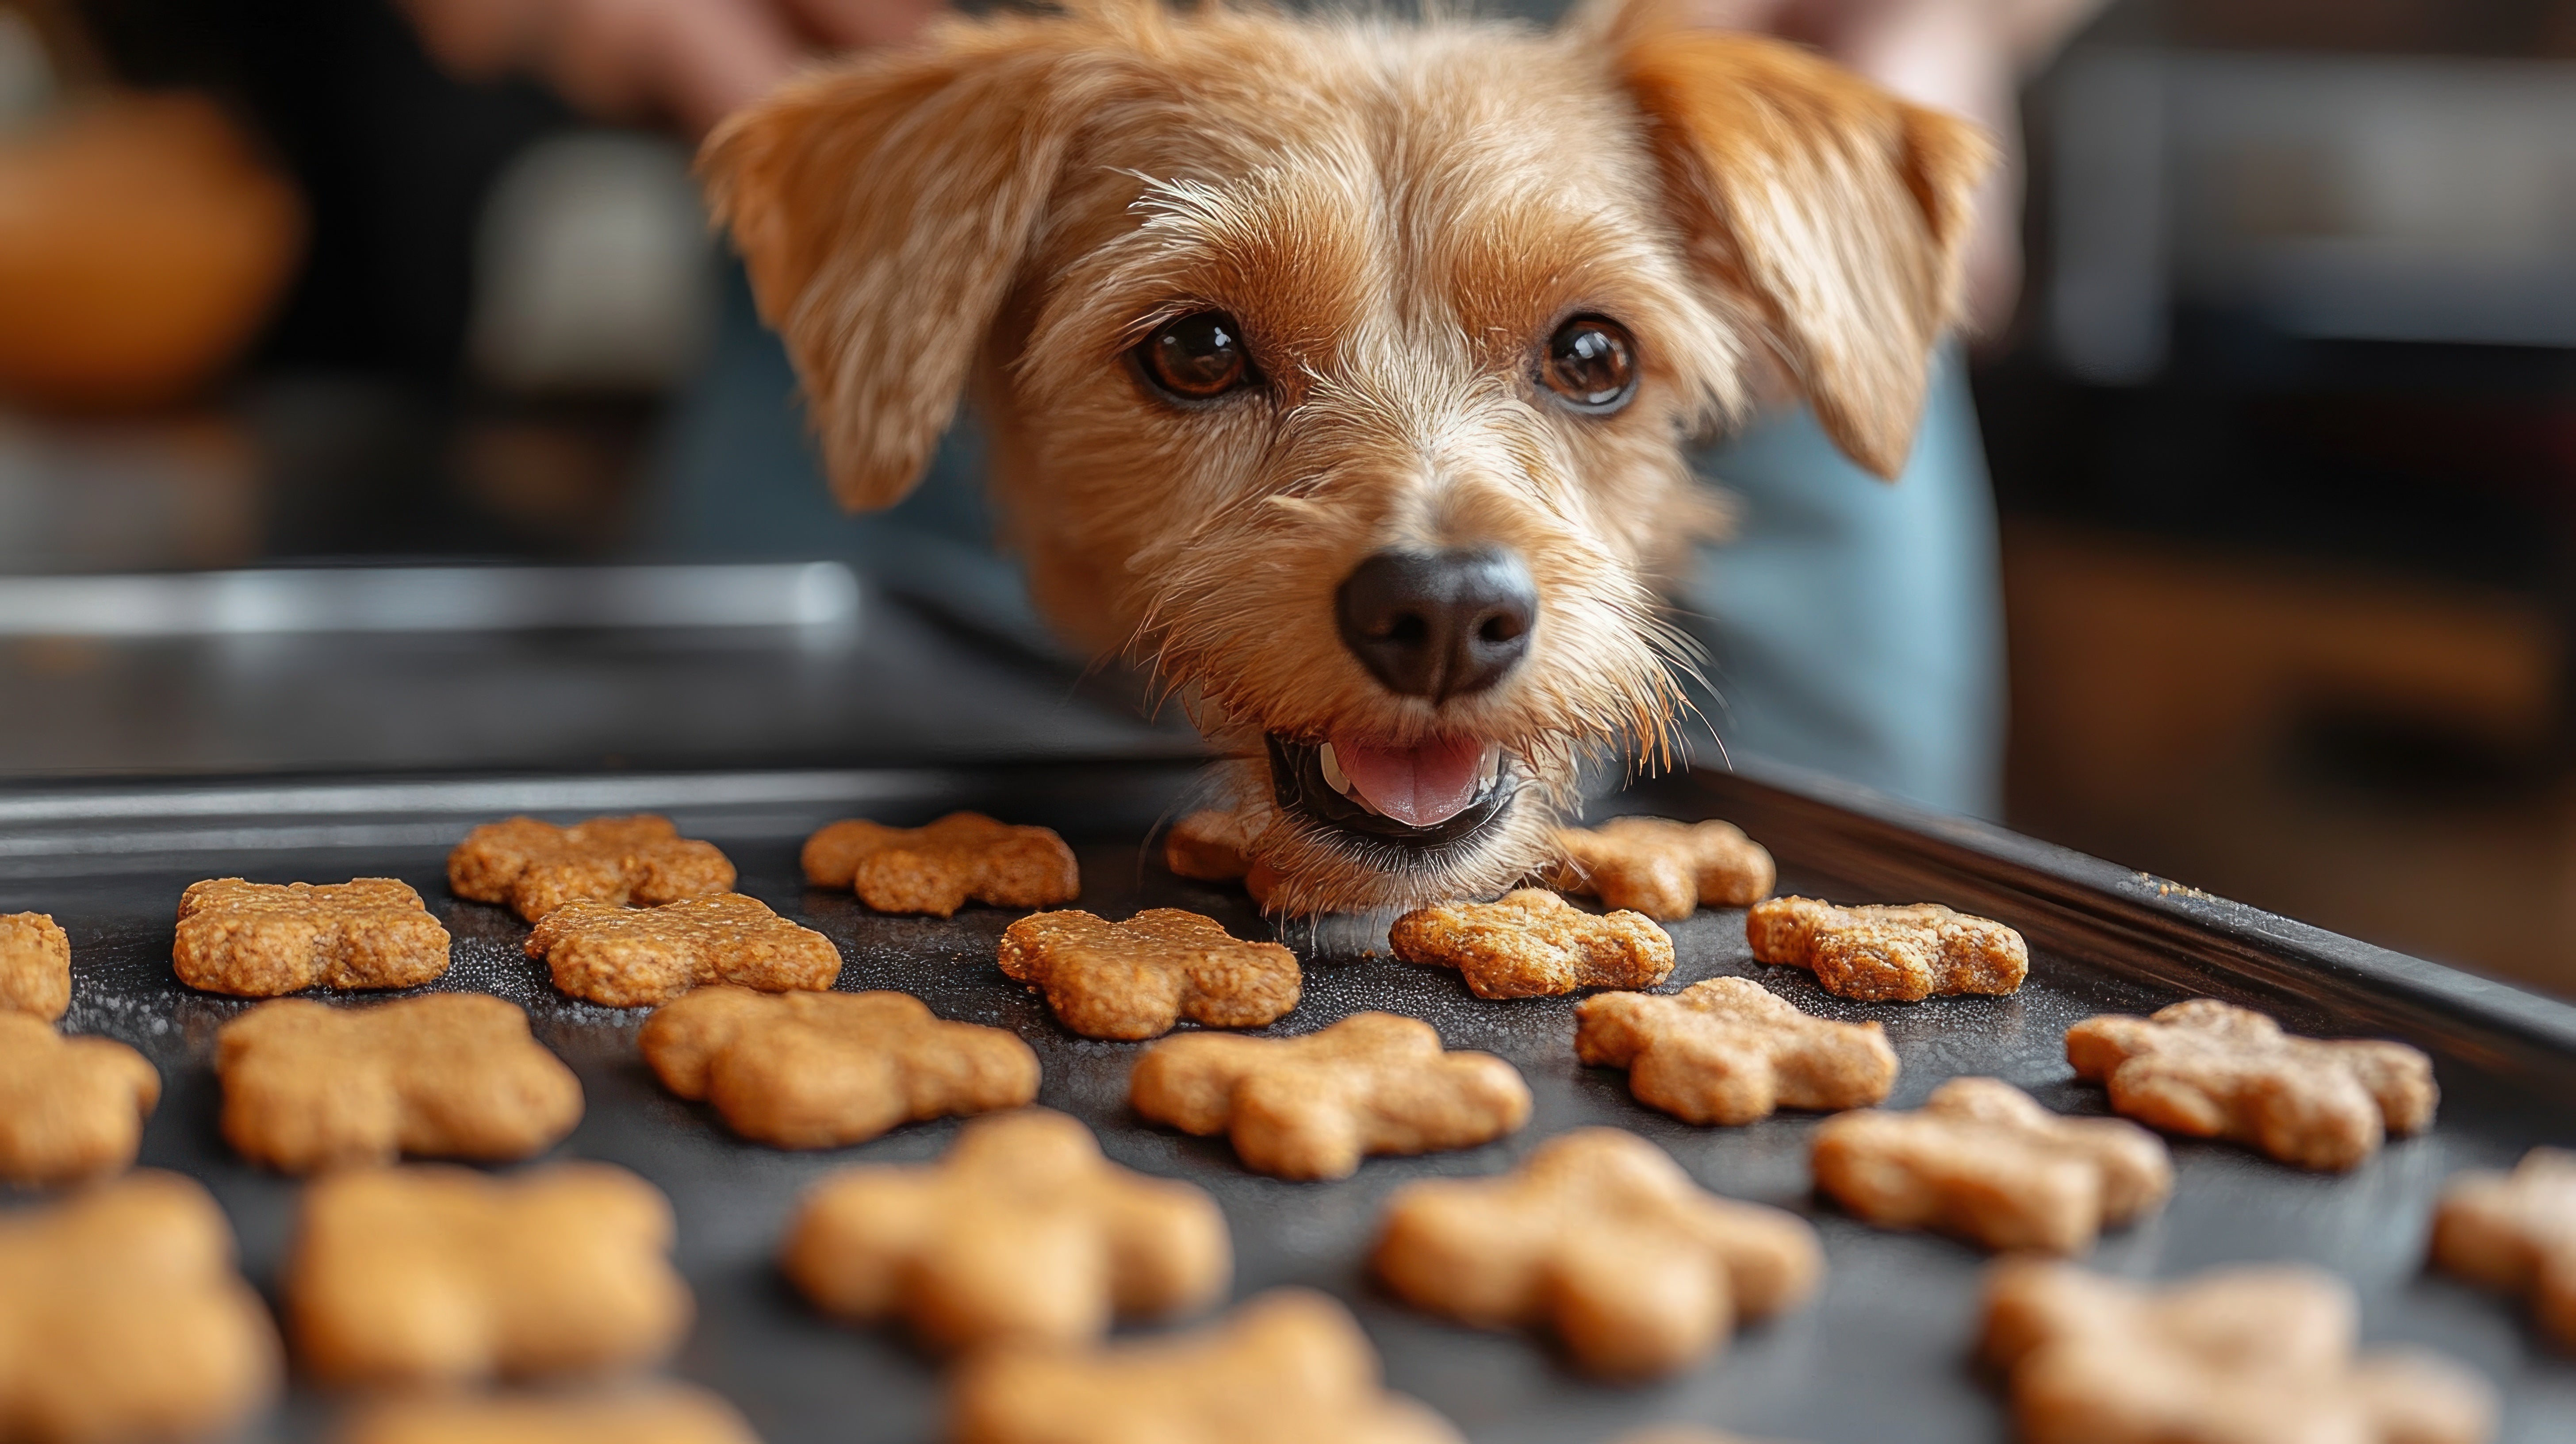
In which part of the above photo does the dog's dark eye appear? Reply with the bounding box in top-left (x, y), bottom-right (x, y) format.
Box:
top-left (1541, 316), bottom-right (1637, 414)
top-left (1137, 311), bottom-right (1251, 400)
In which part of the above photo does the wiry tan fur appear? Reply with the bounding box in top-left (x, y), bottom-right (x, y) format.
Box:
top-left (702, 0), bottom-right (1986, 915)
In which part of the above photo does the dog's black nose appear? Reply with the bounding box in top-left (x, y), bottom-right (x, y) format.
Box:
top-left (1335, 546), bottom-right (1537, 702)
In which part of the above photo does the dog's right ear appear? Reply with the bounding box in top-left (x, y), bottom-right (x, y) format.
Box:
top-left (700, 22), bottom-right (1099, 511)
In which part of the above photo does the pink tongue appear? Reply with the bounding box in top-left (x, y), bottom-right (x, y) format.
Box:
top-left (1330, 733), bottom-right (1489, 828)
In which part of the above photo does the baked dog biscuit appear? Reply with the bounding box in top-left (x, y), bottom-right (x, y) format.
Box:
top-left (1746, 896), bottom-right (2026, 1001)
top-left (287, 1162), bottom-right (692, 1386)
top-left (783, 1108), bottom-right (1228, 1351)
top-left (1574, 976), bottom-right (1895, 1125)
top-left (1130, 1012), bottom-right (1531, 1180)
top-left (216, 994), bottom-right (582, 1173)
top-left (996, 907), bottom-right (1299, 1040)
top-left (0, 1170), bottom-right (281, 1444)
top-left (1390, 888), bottom-right (1673, 999)
top-left (337, 1384), bottom-right (759, 1444)
top-left (528, 893), bottom-right (842, 1007)
top-left (950, 1288), bottom-right (1461, 1444)
top-left (1550, 816), bottom-right (1776, 921)
top-left (802, 811), bottom-right (1080, 916)
top-left (641, 985), bottom-right (1037, 1148)
top-left (2065, 998), bottom-right (2437, 1171)
top-left (2430, 1147), bottom-right (2576, 1350)
top-left (1373, 1128), bottom-right (1821, 1379)
top-left (448, 814), bottom-right (737, 922)
top-left (1980, 1258), bottom-right (2495, 1444)
top-left (173, 877), bottom-right (452, 996)
top-left (1163, 807), bottom-right (1257, 882)
top-left (1811, 1077), bottom-right (2171, 1253)
top-left (0, 910), bottom-right (71, 1020)
top-left (0, 1010), bottom-right (160, 1186)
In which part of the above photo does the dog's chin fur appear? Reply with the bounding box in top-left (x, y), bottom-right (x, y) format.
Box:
top-left (703, 0), bottom-right (1990, 914)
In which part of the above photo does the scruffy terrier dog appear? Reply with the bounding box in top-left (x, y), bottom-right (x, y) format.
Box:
top-left (703, 0), bottom-right (1987, 916)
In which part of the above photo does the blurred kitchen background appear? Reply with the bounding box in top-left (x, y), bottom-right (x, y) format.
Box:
top-left (4, 0), bottom-right (2575, 995)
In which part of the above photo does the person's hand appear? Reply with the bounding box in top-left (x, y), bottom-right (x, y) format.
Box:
top-left (398, 0), bottom-right (944, 135)
top-left (1695, 0), bottom-right (2108, 334)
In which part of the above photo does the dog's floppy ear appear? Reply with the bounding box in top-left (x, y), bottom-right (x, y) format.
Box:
top-left (699, 21), bottom-right (1100, 510)
top-left (1584, 0), bottom-right (1992, 479)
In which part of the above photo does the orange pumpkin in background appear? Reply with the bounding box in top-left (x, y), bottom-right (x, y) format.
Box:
top-left (0, 91), bottom-right (304, 411)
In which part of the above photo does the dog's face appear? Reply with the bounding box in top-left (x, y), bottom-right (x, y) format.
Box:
top-left (705, 0), bottom-right (1986, 915)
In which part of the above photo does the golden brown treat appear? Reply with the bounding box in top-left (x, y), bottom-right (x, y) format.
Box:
top-left (0, 1170), bottom-right (281, 1444)
top-left (641, 985), bottom-right (1037, 1148)
top-left (801, 812), bottom-right (1080, 917)
top-left (1372, 1128), bottom-right (1821, 1379)
top-left (216, 994), bottom-right (582, 1174)
top-left (2430, 1147), bottom-right (2576, 1351)
top-left (0, 1011), bottom-right (161, 1187)
top-left (0, 910), bottom-right (71, 1021)
top-left (1549, 816), bottom-right (1776, 921)
top-left (336, 1383), bottom-right (760, 1444)
top-left (1811, 1077), bottom-right (2170, 1254)
top-left (2065, 998), bottom-right (2437, 1171)
top-left (950, 1288), bottom-right (1460, 1444)
top-left (1980, 1258), bottom-right (2495, 1444)
top-left (173, 877), bottom-right (452, 996)
top-left (1130, 1012), bottom-right (1530, 1180)
top-left (448, 814), bottom-right (737, 922)
top-left (287, 1161), bottom-right (691, 1387)
top-left (1746, 895), bottom-right (2026, 1002)
top-left (1164, 808), bottom-right (1258, 882)
top-left (997, 907), bottom-right (1299, 1041)
top-left (1389, 888), bottom-right (1673, 999)
top-left (1574, 977), bottom-right (1895, 1125)
top-left (527, 893), bottom-right (842, 1008)
top-left (784, 1108), bottom-right (1228, 1351)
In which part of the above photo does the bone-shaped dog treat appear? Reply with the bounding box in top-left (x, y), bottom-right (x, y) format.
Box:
top-left (174, 877), bottom-right (452, 996)
top-left (1372, 1128), bottom-right (1821, 1379)
top-left (0, 1170), bottom-right (281, 1444)
top-left (1130, 1012), bottom-right (1530, 1179)
top-left (949, 1288), bottom-right (1460, 1444)
top-left (1390, 888), bottom-right (1673, 999)
top-left (1979, 1258), bottom-right (2496, 1444)
top-left (448, 814), bottom-right (737, 922)
top-left (784, 1108), bottom-right (1228, 1351)
top-left (1746, 895), bottom-right (2025, 1001)
top-left (997, 907), bottom-right (1299, 1040)
top-left (640, 985), bottom-right (1038, 1148)
top-left (1574, 976), bottom-right (1896, 1125)
top-left (286, 1162), bottom-right (692, 1386)
top-left (1, 910), bottom-right (70, 1020)
top-left (802, 811), bottom-right (1081, 917)
top-left (216, 994), bottom-right (582, 1173)
top-left (527, 893), bottom-right (843, 1008)
top-left (1549, 816), bottom-right (1776, 921)
top-left (2431, 1147), bottom-right (2576, 1351)
top-left (2064, 998), bottom-right (2437, 1171)
top-left (0, 1011), bottom-right (160, 1187)
top-left (336, 1383), bottom-right (760, 1444)
top-left (1811, 1077), bottom-right (2171, 1253)
top-left (1163, 807), bottom-right (1257, 882)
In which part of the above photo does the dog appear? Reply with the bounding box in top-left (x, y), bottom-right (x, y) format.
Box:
top-left (702, 0), bottom-right (1987, 917)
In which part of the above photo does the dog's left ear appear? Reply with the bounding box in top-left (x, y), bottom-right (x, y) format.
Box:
top-left (1580, 0), bottom-right (1993, 479)
top-left (700, 19), bottom-right (1104, 511)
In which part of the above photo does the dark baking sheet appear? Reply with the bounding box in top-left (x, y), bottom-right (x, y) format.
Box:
top-left (6, 754), bottom-right (2576, 1444)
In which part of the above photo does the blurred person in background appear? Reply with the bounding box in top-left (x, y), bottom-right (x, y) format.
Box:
top-left (391, 0), bottom-right (2104, 818)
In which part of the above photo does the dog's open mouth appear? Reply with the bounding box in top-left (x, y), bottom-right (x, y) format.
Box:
top-left (1265, 730), bottom-right (1518, 851)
